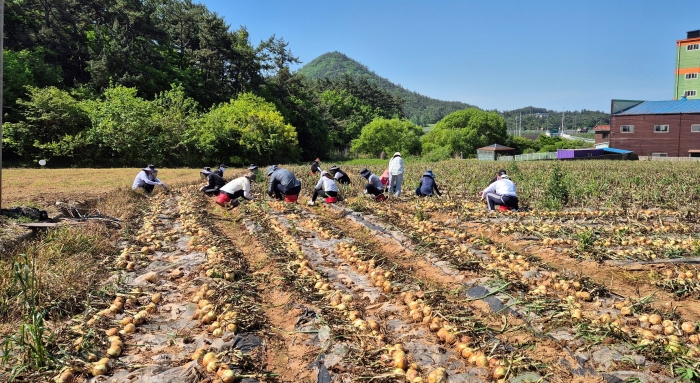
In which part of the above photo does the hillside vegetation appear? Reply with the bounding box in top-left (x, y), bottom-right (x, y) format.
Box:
top-left (299, 52), bottom-right (475, 126)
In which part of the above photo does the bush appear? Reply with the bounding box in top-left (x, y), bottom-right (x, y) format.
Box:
top-left (544, 163), bottom-right (569, 210)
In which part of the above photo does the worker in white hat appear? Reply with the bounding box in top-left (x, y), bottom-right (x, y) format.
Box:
top-left (388, 152), bottom-right (405, 197)
top-left (132, 165), bottom-right (168, 194)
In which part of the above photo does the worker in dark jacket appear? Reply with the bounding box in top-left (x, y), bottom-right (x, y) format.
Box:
top-left (415, 170), bottom-right (442, 197)
top-left (310, 158), bottom-right (322, 175)
top-left (267, 165), bottom-right (302, 200)
top-left (199, 167), bottom-right (226, 196)
top-left (213, 164), bottom-right (226, 177)
top-left (329, 165), bottom-right (351, 185)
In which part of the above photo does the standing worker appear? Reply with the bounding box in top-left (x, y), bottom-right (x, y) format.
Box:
top-left (308, 171), bottom-right (339, 205)
top-left (329, 165), bottom-right (351, 185)
top-left (217, 172), bottom-right (256, 208)
top-left (267, 165), bottom-right (302, 201)
top-left (199, 167), bottom-right (226, 196)
top-left (132, 165), bottom-right (168, 194)
top-left (479, 174), bottom-right (518, 212)
top-left (415, 170), bottom-right (442, 197)
top-left (388, 152), bottom-right (405, 197)
top-left (360, 168), bottom-right (386, 201)
top-left (310, 158), bottom-right (322, 175)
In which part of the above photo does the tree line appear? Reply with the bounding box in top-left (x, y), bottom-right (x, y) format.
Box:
top-left (2, 0), bottom-right (598, 167)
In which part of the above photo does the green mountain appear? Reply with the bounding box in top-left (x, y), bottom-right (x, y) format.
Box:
top-left (298, 52), bottom-right (475, 126)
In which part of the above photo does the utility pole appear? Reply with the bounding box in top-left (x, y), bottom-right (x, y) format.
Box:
top-left (1, 0), bottom-right (4, 210)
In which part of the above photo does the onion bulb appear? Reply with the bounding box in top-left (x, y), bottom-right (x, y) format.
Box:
top-left (56, 368), bottom-right (75, 383)
top-left (220, 369), bottom-right (236, 383)
top-left (91, 363), bottom-right (107, 377)
top-left (682, 322), bottom-right (697, 335)
top-left (492, 366), bottom-right (507, 379)
top-left (426, 367), bottom-right (447, 383)
top-left (107, 345), bottom-right (121, 357)
top-left (649, 314), bottom-right (662, 325)
top-left (123, 323), bottom-right (136, 334)
top-left (206, 360), bottom-right (219, 373)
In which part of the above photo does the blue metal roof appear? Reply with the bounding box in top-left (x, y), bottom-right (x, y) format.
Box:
top-left (603, 148), bottom-right (633, 154)
top-left (614, 100), bottom-right (700, 115)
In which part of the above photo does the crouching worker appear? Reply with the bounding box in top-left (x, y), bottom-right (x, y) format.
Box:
top-left (329, 165), bottom-right (351, 185)
top-left (308, 171), bottom-right (339, 206)
top-left (416, 170), bottom-right (442, 197)
top-left (132, 165), bottom-right (168, 194)
top-left (267, 165), bottom-right (302, 201)
top-left (199, 167), bottom-right (226, 196)
top-left (479, 174), bottom-right (518, 212)
top-left (360, 168), bottom-right (386, 201)
top-left (217, 172), bottom-right (256, 208)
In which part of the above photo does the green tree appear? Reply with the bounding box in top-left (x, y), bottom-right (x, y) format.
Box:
top-left (421, 108), bottom-right (507, 157)
top-left (4, 49), bottom-right (63, 121)
top-left (82, 85), bottom-right (160, 166)
top-left (3, 87), bottom-right (90, 164)
top-left (351, 118), bottom-right (422, 157)
top-left (195, 93), bottom-right (299, 165)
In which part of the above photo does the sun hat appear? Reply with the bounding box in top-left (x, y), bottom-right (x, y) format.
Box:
top-left (359, 168), bottom-right (371, 179)
top-left (266, 165), bottom-right (278, 176)
top-left (248, 164), bottom-right (258, 170)
top-left (201, 167), bottom-right (212, 175)
top-left (423, 170), bottom-right (434, 177)
top-left (500, 174), bottom-right (510, 180)
top-left (498, 169), bottom-right (507, 176)
top-left (321, 171), bottom-right (328, 176)
top-left (143, 165), bottom-right (155, 172)
top-left (219, 164), bottom-right (226, 168)
top-left (245, 172), bottom-right (257, 182)
top-left (329, 165), bottom-right (339, 172)
top-left (392, 152), bottom-right (401, 158)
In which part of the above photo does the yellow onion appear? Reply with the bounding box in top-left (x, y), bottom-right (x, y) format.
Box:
top-left (107, 345), bottom-right (122, 357)
top-left (91, 362), bottom-right (108, 377)
top-left (202, 352), bottom-right (216, 366)
top-left (56, 368), bottom-right (76, 383)
top-left (220, 369), bottom-right (236, 383)
top-left (682, 322), bottom-right (697, 335)
top-left (123, 323), bottom-right (136, 334)
top-left (105, 328), bottom-right (119, 337)
top-left (649, 314), bottom-right (662, 325)
top-left (426, 367), bottom-right (447, 383)
top-left (493, 366), bottom-right (507, 379)
top-left (206, 360), bottom-right (219, 373)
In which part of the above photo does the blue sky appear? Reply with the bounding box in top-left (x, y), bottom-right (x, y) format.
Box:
top-left (202, 0), bottom-right (700, 112)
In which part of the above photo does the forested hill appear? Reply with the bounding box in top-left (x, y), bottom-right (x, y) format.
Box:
top-left (500, 106), bottom-right (610, 131)
top-left (298, 52), bottom-right (475, 126)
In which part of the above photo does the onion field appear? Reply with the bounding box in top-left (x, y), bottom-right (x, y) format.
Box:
top-left (3, 160), bottom-right (700, 382)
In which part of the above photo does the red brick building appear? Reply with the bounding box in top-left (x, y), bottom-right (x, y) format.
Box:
top-left (593, 125), bottom-right (610, 146)
top-left (609, 99), bottom-right (700, 157)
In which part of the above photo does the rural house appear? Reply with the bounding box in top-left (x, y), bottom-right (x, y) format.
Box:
top-left (609, 99), bottom-right (700, 157)
top-left (593, 125), bottom-right (610, 147)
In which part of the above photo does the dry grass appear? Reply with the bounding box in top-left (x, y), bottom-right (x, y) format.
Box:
top-left (1, 167), bottom-right (203, 210)
top-left (0, 223), bottom-right (116, 322)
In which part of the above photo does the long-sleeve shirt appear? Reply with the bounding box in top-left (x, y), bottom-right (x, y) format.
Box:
top-left (203, 173), bottom-right (226, 191)
top-left (419, 176), bottom-right (441, 196)
top-left (267, 168), bottom-right (301, 195)
top-left (481, 179), bottom-right (517, 197)
top-left (310, 162), bottom-right (321, 173)
top-left (389, 156), bottom-right (404, 175)
top-left (334, 170), bottom-right (351, 184)
top-left (221, 177), bottom-right (254, 200)
top-left (367, 174), bottom-right (383, 190)
top-left (315, 177), bottom-right (339, 192)
top-left (132, 171), bottom-right (162, 189)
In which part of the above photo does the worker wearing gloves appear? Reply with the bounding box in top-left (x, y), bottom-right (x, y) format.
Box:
top-left (308, 171), bottom-right (339, 205)
top-left (217, 172), bottom-right (256, 208)
top-left (329, 165), bottom-right (351, 185)
top-left (415, 170), bottom-right (442, 197)
top-left (266, 165), bottom-right (302, 200)
top-left (388, 152), bottom-right (405, 196)
top-left (132, 165), bottom-right (168, 194)
top-left (199, 167), bottom-right (226, 196)
top-left (479, 174), bottom-right (519, 212)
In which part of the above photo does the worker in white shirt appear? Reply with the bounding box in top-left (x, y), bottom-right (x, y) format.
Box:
top-left (479, 174), bottom-right (518, 212)
top-left (388, 152), bottom-right (405, 196)
top-left (308, 171), bottom-right (339, 205)
top-left (132, 165), bottom-right (168, 194)
top-left (217, 172), bottom-right (256, 208)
